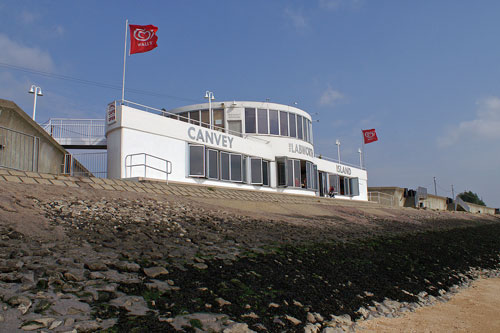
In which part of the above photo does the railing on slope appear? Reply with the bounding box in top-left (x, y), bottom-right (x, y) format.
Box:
top-left (368, 191), bottom-right (395, 207)
top-left (0, 125), bottom-right (39, 172)
top-left (39, 119), bottom-right (106, 147)
top-left (125, 153), bottom-right (172, 183)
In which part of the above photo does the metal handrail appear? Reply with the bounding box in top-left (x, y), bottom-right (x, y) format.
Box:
top-left (39, 118), bottom-right (105, 139)
top-left (368, 191), bottom-right (395, 206)
top-left (125, 153), bottom-right (172, 183)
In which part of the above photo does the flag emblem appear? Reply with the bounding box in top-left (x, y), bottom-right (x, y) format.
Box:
top-left (362, 129), bottom-right (378, 144)
top-left (129, 24), bottom-right (158, 54)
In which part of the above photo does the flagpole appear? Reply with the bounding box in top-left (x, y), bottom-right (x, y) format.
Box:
top-left (121, 19), bottom-right (128, 103)
top-left (361, 129), bottom-right (365, 170)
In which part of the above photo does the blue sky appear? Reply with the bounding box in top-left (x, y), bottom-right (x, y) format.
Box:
top-left (1, 1), bottom-right (499, 207)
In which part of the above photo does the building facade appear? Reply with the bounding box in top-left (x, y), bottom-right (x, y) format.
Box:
top-left (106, 100), bottom-right (368, 200)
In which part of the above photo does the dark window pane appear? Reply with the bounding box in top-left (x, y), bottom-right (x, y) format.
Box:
top-left (286, 159), bottom-right (294, 186)
top-left (277, 160), bottom-right (286, 186)
top-left (213, 109), bottom-right (224, 132)
top-left (221, 152), bottom-right (230, 180)
top-left (251, 158), bottom-right (262, 184)
top-left (201, 110), bottom-right (209, 128)
top-left (257, 109), bottom-right (268, 134)
top-left (230, 154), bottom-right (242, 181)
top-left (242, 156), bottom-right (247, 183)
top-left (263, 160), bottom-right (269, 186)
top-left (294, 160), bottom-right (301, 187)
top-left (180, 112), bottom-right (189, 123)
top-left (297, 115), bottom-right (303, 140)
top-left (289, 114), bottom-right (296, 138)
top-left (189, 145), bottom-right (204, 176)
top-left (280, 111), bottom-right (288, 136)
top-left (269, 110), bottom-right (279, 135)
top-left (207, 149), bottom-right (218, 179)
top-left (245, 108), bottom-right (256, 133)
top-left (190, 111), bottom-right (200, 125)
top-left (303, 117), bottom-right (308, 142)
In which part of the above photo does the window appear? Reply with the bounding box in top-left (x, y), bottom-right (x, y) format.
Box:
top-left (257, 109), bottom-right (268, 134)
top-left (297, 115), bottom-right (303, 140)
top-left (213, 109), bottom-right (224, 132)
top-left (262, 160), bottom-right (270, 186)
top-left (294, 160), bottom-right (301, 187)
top-left (245, 108), bottom-right (256, 133)
top-left (303, 117), bottom-right (308, 142)
top-left (286, 159), bottom-right (294, 187)
top-left (230, 154), bottom-right (242, 181)
top-left (277, 157), bottom-right (287, 187)
top-left (201, 110), bottom-right (209, 128)
top-left (313, 165), bottom-right (318, 190)
top-left (308, 120), bottom-right (313, 143)
top-left (190, 111), bottom-right (200, 125)
top-left (228, 120), bottom-right (242, 136)
top-left (251, 158), bottom-right (262, 184)
top-left (289, 113), bottom-right (296, 138)
top-left (221, 152), bottom-right (230, 180)
top-left (328, 174), bottom-right (339, 194)
top-left (180, 112), bottom-right (189, 123)
top-left (206, 149), bottom-right (218, 179)
top-left (242, 156), bottom-right (247, 183)
top-left (269, 110), bottom-right (279, 135)
top-left (350, 178), bottom-right (360, 196)
top-left (189, 145), bottom-right (205, 177)
top-left (279, 111), bottom-right (288, 136)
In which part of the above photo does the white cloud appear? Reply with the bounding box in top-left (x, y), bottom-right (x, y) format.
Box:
top-left (54, 25), bottom-right (65, 37)
top-left (20, 10), bottom-right (38, 24)
top-left (0, 33), bottom-right (54, 72)
top-left (319, 0), bottom-right (363, 10)
top-left (284, 7), bottom-right (308, 30)
top-left (438, 96), bottom-right (500, 147)
top-left (319, 85), bottom-right (344, 106)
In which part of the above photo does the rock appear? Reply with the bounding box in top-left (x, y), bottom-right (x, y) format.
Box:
top-left (268, 302), bottom-right (279, 308)
top-left (34, 299), bottom-right (52, 313)
top-left (34, 317), bottom-right (55, 326)
top-left (114, 261), bottom-right (140, 272)
top-left (223, 322), bottom-right (256, 333)
top-left (322, 327), bottom-right (344, 333)
top-left (241, 312), bottom-right (259, 319)
top-left (285, 315), bottom-right (302, 325)
top-left (304, 323), bottom-right (320, 333)
top-left (110, 295), bottom-right (149, 316)
top-left (193, 263), bottom-right (208, 270)
top-left (146, 279), bottom-right (177, 292)
top-left (20, 321), bottom-right (45, 331)
top-left (89, 271), bottom-right (105, 279)
top-left (64, 270), bottom-right (85, 282)
top-left (314, 313), bottom-right (324, 322)
top-left (49, 320), bottom-right (63, 329)
top-left (215, 297), bottom-right (231, 307)
top-left (307, 312), bottom-right (316, 323)
top-left (143, 266), bottom-right (169, 278)
top-left (356, 307), bottom-right (369, 319)
top-left (293, 300), bottom-right (304, 307)
top-left (75, 320), bottom-right (101, 332)
top-left (85, 262), bottom-right (108, 271)
top-left (65, 317), bottom-right (75, 326)
top-left (8, 295), bottom-right (32, 314)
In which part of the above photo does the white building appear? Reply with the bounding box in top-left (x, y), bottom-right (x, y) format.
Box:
top-left (106, 100), bottom-right (367, 200)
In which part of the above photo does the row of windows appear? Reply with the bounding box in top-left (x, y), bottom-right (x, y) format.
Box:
top-left (171, 109), bottom-right (225, 132)
top-left (317, 172), bottom-right (359, 197)
top-left (276, 157), bottom-right (318, 190)
top-left (245, 108), bottom-right (313, 144)
top-left (189, 145), bottom-right (270, 185)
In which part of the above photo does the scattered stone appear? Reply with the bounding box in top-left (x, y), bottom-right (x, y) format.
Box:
top-left (75, 320), bottom-right (101, 332)
top-left (307, 312), bottom-right (316, 323)
top-left (241, 312), bottom-right (259, 319)
top-left (64, 317), bottom-right (75, 326)
top-left (223, 322), bottom-right (257, 333)
top-left (110, 295), bottom-right (149, 316)
top-left (20, 321), bottom-right (45, 331)
top-left (193, 263), bottom-right (208, 270)
top-left (85, 262), bottom-right (107, 271)
top-left (268, 302), bottom-right (279, 308)
top-left (143, 266), bottom-right (169, 278)
top-left (49, 320), bottom-right (63, 330)
top-left (285, 315), bottom-right (302, 325)
top-left (304, 323), bottom-right (321, 333)
top-left (216, 297), bottom-right (232, 307)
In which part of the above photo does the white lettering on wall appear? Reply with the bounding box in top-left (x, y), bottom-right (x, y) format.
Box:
top-left (336, 165), bottom-right (352, 175)
top-left (188, 127), bottom-right (234, 149)
top-left (288, 143), bottom-right (314, 157)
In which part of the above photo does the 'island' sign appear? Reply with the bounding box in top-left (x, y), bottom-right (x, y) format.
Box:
top-left (336, 165), bottom-right (352, 175)
top-left (288, 143), bottom-right (314, 157)
top-left (188, 127), bottom-right (234, 149)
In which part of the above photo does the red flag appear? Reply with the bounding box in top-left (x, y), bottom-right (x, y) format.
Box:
top-left (129, 24), bottom-right (158, 54)
top-left (362, 129), bottom-right (378, 144)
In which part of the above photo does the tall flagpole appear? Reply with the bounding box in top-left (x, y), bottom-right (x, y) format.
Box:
top-left (361, 129), bottom-right (365, 169)
top-left (121, 19), bottom-right (128, 103)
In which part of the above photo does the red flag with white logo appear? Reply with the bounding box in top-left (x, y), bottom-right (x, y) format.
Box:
top-left (362, 129), bottom-right (378, 144)
top-left (129, 24), bottom-right (158, 54)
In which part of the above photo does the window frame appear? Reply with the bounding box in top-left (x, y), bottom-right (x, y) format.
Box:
top-left (188, 144), bottom-right (205, 177)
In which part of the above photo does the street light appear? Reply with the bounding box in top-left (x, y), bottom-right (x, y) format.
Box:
top-left (335, 139), bottom-right (341, 163)
top-left (204, 91), bottom-right (215, 129)
top-left (28, 85), bottom-right (43, 121)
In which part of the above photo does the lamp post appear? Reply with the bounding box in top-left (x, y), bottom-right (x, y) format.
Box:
top-left (28, 85), bottom-right (43, 121)
top-left (358, 148), bottom-right (363, 168)
top-left (204, 91), bottom-right (215, 129)
top-left (335, 139), bottom-right (341, 163)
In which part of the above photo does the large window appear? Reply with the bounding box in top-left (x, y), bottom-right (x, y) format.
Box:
top-left (221, 152), bottom-right (243, 182)
top-left (213, 109), bottom-right (224, 132)
top-left (190, 111), bottom-right (200, 126)
top-left (279, 111), bottom-right (288, 136)
top-left (269, 110), bottom-right (279, 135)
top-left (221, 152), bottom-right (230, 180)
top-left (289, 113), bottom-right (296, 138)
top-left (286, 159), bottom-right (294, 187)
top-left (303, 117), bottom-right (308, 143)
top-left (206, 149), bottom-right (218, 179)
top-left (189, 145), bottom-right (205, 177)
top-left (277, 158), bottom-right (287, 187)
top-left (245, 108), bottom-right (256, 133)
top-left (262, 160), bottom-right (270, 186)
top-left (257, 109), bottom-right (268, 134)
top-left (297, 115), bottom-right (303, 140)
top-left (230, 154), bottom-right (242, 181)
top-left (201, 110), bottom-right (209, 128)
top-left (251, 158), bottom-right (262, 184)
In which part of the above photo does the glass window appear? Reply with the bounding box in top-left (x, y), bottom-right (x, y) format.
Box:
top-left (297, 115), bottom-right (303, 140)
top-left (306, 161), bottom-right (312, 189)
top-left (228, 120), bottom-right (242, 136)
top-left (269, 110), bottom-right (279, 135)
top-left (207, 149), bottom-right (218, 179)
top-left (262, 160), bottom-right (269, 186)
top-left (279, 111), bottom-right (288, 136)
top-left (190, 111), bottom-right (200, 125)
top-left (242, 156), bottom-right (247, 183)
top-left (189, 145), bottom-right (205, 177)
top-left (308, 120), bottom-right (313, 143)
top-left (251, 158), bottom-right (262, 184)
top-left (230, 154), bottom-right (242, 182)
top-left (257, 109), bottom-right (268, 134)
top-left (289, 113), bottom-right (296, 138)
top-left (245, 108), bottom-right (256, 133)
top-left (294, 160), bottom-right (301, 187)
top-left (350, 178), bottom-right (360, 196)
top-left (277, 158), bottom-right (287, 187)
top-left (180, 112), bottom-right (189, 123)
top-left (286, 159), bottom-right (294, 187)
top-left (221, 152), bottom-right (230, 180)
top-left (213, 109), bottom-right (224, 132)
top-left (329, 174), bottom-right (339, 194)
top-left (313, 164), bottom-right (318, 190)
top-left (303, 117), bottom-right (308, 142)
top-left (201, 110), bottom-right (209, 128)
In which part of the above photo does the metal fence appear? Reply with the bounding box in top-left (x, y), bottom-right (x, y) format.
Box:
top-left (125, 153), bottom-right (172, 183)
top-left (368, 191), bottom-right (395, 206)
top-left (0, 125), bottom-right (39, 172)
top-left (62, 152), bottom-right (107, 178)
top-left (39, 119), bottom-right (106, 147)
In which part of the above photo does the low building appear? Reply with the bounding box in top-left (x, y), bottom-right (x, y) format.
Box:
top-left (106, 100), bottom-right (368, 200)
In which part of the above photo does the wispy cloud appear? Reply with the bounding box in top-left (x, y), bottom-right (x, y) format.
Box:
top-left (0, 33), bottom-right (54, 71)
top-left (20, 10), bottom-right (38, 24)
top-left (319, 85), bottom-right (344, 106)
top-left (284, 7), bottom-right (308, 30)
top-left (438, 96), bottom-right (500, 147)
top-left (319, 0), bottom-right (363, 11)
